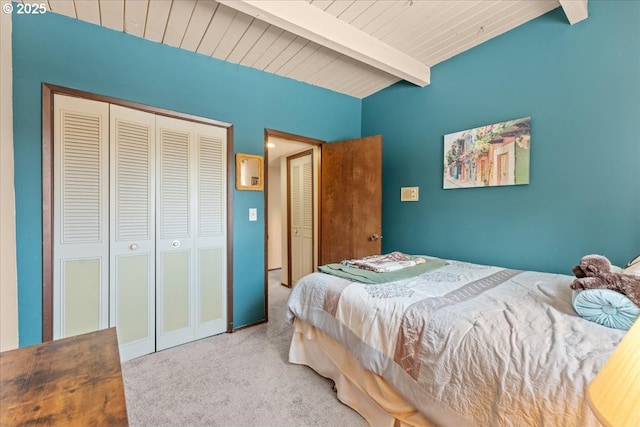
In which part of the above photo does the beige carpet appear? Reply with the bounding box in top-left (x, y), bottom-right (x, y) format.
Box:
top-left (121, 270), bottom-right (368, 427)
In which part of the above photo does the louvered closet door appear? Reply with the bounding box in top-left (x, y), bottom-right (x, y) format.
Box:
top-left (193, 123), bottom-right (227, 339)
top-left (289, 153), bottom-right (313, 285)
top-left (53, 94), bottom-right (110, 339)
top-left (156, 116), bottom-right (194, 350)
top-left (155, 117), bottom-right (228, 350)
top-left (109, 105), bottom-right (156, 361)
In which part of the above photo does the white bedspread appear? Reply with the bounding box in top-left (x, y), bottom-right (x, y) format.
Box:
top-left (285, 258), bottom-right (625, 427)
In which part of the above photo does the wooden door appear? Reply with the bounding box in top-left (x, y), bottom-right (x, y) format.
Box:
top-left (320, 135), bottom-right (382, 265)
top-left (288, 150), bottom-right (314, 285)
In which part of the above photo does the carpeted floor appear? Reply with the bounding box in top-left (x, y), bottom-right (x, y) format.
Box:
top-left (121, 270), bottom-right (368, 427)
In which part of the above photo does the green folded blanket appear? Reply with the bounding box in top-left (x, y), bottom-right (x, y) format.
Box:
top-left (318, 257), bottom-right (448, 284)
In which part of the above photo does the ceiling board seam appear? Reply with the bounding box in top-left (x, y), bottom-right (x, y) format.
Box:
top-left (410, 0), bottom-right (501, 53)
top-left (427, 2), bottom-right (557, 65)
top-left (374, 1), bottom-right (446, 42)
top-left (194, 2), bottom-right (219, 54)
top-left (305, 55), bottom-right (341, 82)
top-left (236, 21), bottom-right (270, 65)
top-left (274, 39), bottom-right (312, 75)
top-left (360, 2), bottom-right (406, 35)
top-left (385, 0), bottom-right (477, 49)
top-left (122, 0), bottom-right (126, 32)
top-left (142, 0), bottom-right (151, 39)
top-left (261, 33), bottom-right (298, 72)
top-left (209, 8), bottom-right (238, 58)
top-left (352, 0), bottom-right (395, 31)
top-left (282, 43), bottom-right (320, 77)
top-left (244, 26), bottom-right (286, 69)
top-left (408, 0), bottom-right (506, 59)
top-left (224, 17), bottom-right (256, 61)
top-left (178, 0), bottom-right (199, 49)
top-left (324, 0), bottom-right (353, 18)
top-left (350, 0), bottom-right (377, 26)
top-left (160, 0), bottom-right (174, 44)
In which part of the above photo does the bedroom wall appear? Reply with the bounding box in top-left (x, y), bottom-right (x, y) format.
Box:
top-left (362, 1), bottom-right (640, 274)
top-left (12, 12), bottom-right (361, 347)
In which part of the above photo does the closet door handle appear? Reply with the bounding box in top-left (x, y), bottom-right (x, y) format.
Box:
top-left (129, 243), bottom-right (139, 251)
top-left (171, 240), bottom-right (181, 248)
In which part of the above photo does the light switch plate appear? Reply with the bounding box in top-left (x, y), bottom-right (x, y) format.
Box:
top-left (249, 208), bottom-right (257, 221)
top-left (401, 187), bottom-right (419, 201)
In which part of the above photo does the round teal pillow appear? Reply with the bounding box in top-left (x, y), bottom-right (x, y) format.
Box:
top-left (572, 289), bottom-right (640, 330)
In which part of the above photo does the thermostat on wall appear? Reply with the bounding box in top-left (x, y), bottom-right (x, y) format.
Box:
top-left (401, 187), bottom-right (419, 201)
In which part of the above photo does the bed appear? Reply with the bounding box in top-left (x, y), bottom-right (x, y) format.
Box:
top-left (285, 256), bottom-right (626, 427)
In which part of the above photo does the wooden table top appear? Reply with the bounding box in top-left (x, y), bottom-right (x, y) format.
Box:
top-left (0, 328), bottom-right (129, 426)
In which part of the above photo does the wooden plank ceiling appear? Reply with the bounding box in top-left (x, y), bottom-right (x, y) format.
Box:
top-left (41, 0), bottom-right (587, 99)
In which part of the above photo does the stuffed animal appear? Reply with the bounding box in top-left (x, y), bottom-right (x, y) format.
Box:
top-left (570, 254), bottom-right (640, 307)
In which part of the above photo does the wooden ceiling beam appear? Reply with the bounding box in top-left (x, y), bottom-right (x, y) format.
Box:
top-left (217, 0), bottom-right (430, 87)
top-left (559, 0), bottom-right (588, 25)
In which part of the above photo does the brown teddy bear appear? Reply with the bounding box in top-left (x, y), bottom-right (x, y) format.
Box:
top-left (570, 254), bottom-right (640, 307)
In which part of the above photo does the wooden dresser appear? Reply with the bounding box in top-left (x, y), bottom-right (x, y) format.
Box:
top-left (0, 328), bottom-right (129, 426)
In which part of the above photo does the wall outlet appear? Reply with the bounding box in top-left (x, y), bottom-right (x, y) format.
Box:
top-left (400, 187), bottom-right (419, 201)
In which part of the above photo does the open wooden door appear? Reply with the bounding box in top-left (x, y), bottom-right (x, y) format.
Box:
top-left (320, 135), bottom-right (382, 265)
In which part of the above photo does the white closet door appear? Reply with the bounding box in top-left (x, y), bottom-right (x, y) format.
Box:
top-left (194, 123), bottom-right (227, 339)
top-left (109, 105), bottom-right (156, 361)
top-left (155, 115), bottom-right (196, 350)
top-left (53, 94), bottom-right (110, 339)
top-left (289, 153), bottom-right (313, 285)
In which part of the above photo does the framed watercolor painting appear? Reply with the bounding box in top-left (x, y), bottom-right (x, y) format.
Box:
top-left (443, 117), bottom-right (531, 189)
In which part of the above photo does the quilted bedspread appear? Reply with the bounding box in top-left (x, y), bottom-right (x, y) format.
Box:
top-left (285, 258), bottom-right (625, 427)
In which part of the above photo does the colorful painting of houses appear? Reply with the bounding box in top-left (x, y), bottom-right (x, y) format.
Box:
top-left (443, 117), bottom-right (531, 189)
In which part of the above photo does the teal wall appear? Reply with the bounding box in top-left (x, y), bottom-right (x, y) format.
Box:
top-left (363, 1), bottom-right (640, 274)
top-left (12, 12), bottom-right (361, 346)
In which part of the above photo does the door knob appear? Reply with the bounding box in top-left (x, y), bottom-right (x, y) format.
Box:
top-left (129, 243), bottom-right (139, 250)
top-left (171, 240), bottom-right (181, 248)
top-left (369, 234), bottom-right (383, 241)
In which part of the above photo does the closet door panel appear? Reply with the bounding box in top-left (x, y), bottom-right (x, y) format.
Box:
top-left (156, 116), bottom-right (195, 350)
top-left (53, 95), bottom-right (109, 339)
top-left (194, 124), bottom-right (227, 338)
top-left (109, 105), bottom-right (156, 361)
top-left (115, 254), bottom-right (150, 342)
top-left (62, 258), bottom-right (102, 336)
top-left (199, 248), bottom-right (224, 323)
top-left (161, 251), bottom-right (190, 331)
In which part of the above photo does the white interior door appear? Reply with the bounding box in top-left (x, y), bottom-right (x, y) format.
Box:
top-left (52, 93), bottom-right (228, 357)
top-left (109, 104), bottom-right (156, 361)
top-left (289, 152), bottom-right (313, 285)
top-left (156, 115), bottom-right (195, 350)
top-left (193, 123), bottom-right (227, 339)
top-left (53, 94), bottom-right (110, 339)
